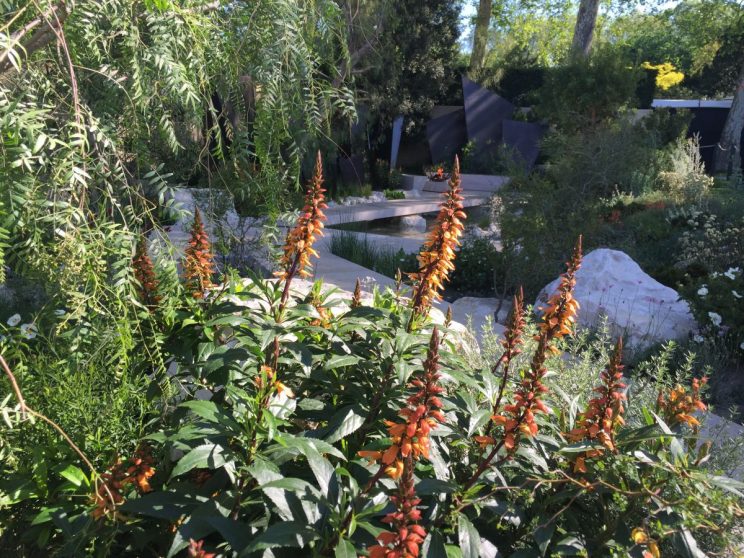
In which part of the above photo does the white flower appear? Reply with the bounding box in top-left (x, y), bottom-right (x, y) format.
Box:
top-left (6, 313), bottom-right (20, 327)
top-left (708, 312), bottom-right (722, 327)
top-left (740, 341), bottom-right (744, 350)
top-left (19, 323), bottom-right (37, 340)
top-left (696, 286), bottom-right (708, 297)
top-left (54, 309), bottom-right (66, 316)
top-left (733, 290), bottom-right (742, 299)
top-left (724, 267), bottom-right (741, 280)
top-left (693, 334), bottom-right (704, 343)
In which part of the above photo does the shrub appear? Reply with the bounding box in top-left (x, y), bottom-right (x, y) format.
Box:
top-left (383, 189), bottom-right (406, 200)
top-left (1, 157), bottom-right (742, 557)
top-left (447, 236), bottom-right (501, 296)
top-left (536, 47), bottom-right (642, 132)
top-left (683, 266), bottom-right (744, 358)
top-left (657, 137), bottom-right (714, 204)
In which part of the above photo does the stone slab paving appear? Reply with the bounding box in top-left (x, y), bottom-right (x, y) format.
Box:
top-left (310, 244), bottom-right (395, 294)
top-left (323, 192), bottom-right (489, 226)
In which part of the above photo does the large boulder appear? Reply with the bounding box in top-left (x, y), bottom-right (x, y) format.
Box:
top-left (535, 249), bottom-right (697, 349)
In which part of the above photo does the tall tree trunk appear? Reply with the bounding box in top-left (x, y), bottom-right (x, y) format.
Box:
top-left (571, 0), bottom-right (600, 57)
top-left (469, 0), bottom-right (492, 73)
top-left (714, 58), bottom-right (744, 176)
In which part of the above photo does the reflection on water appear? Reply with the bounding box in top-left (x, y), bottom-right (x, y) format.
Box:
top-left (330, 206), bottom-right (489, 240)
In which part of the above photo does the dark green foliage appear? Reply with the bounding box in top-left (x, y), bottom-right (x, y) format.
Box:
top-left (355, 0), bottom-right (462, 139)
top-left (448, 237), bottom-right (501, 296)
top-left (536, 47), bottom-right (642, 132)
top-left (2, 273), bottom-right (741, 556)
top-left (383, 189), bottom-right (406, 200)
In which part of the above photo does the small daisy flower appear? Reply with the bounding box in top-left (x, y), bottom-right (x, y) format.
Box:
top-left (708, 312), bottom-right (722, 327)
top-left (20, 323), bottom-right (37, 340)
top-left (6, 313), bottom-right (21, 327)
top-left (693, 334), bottom-right (704, 343)
top-left (696, 286), bottom-right (708, 297)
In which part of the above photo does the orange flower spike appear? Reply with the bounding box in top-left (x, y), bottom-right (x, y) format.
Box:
top-left (657, 376), bottom-right (707, 430)
top-left (409, 156), bottom-right (465, 317)
top-left (351, 278), bottom-right (363, 308)
top-left (275, 151), bottom-right (327, 286)
top-left (133, 237), bottom-right (161, 310)
top-left (363, 329), bottom-right (446, 558)
top-left (568, 338), bottom-right (627, 470)
top-left (496, 238), bottom-right (583, 454)
top-left (369, 457), bottom-right (427, 558)
top-left (183, 208), bottom-right (216, 299)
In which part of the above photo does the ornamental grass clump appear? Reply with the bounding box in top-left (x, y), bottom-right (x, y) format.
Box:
top-left (183, 208), bottom-right (215, 299)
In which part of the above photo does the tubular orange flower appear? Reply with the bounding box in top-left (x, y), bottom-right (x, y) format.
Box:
top-left (657, 376), bottom-right (708, 430)
top-left (351, 278), bottom-right (363, 309)
top-left (536, 236), bottom-right (583, 347)
top-left (368, 456), bottom-right (426, 558)
top-left (124, 445), bottom-right (156, 494)
top-left (359, 328), bottom-right (445, 476)
top-left (409, 156), bottom-right (466, 317)
top-left (568, 338), bottom-right (626, 471)
top-left (493, 238), bottom-right (583, 452)
top-left (275, 151), bottom-right (327, 288)
top-left (133, 237), bottom-right (161, 310)
top-left (632, 528), bottom-right (660, 558)
top-left (477, 289), bottom-right (527, 448)
top-left (187, 539), bottom-right (216, 558)
top-left (361, 328), bottom-right (445, 557)
top-left (183, 208), bottom-right (215, 299)
top-left (91, 446), bottom-right (156, 519)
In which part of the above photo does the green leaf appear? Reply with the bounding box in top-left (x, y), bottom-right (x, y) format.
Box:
top-left (58, 465), bottom-right (87, 488)
top-left (706, 474), bottom-right (744, 498)
top-left (334, 539), bottom-right (357, 558)
top-left (205, 517), bottom-right (253, 552)
top-left (467, 409), bottom-right (492, 437)
top-left (261, 478), bottom-right (314, 492)
top-left (120, 492), bottom-right (202, 520)
top-left (322, 405), bottom-right (366, 444)
top-left (533, 519), bottom-right (555, 556)
top-left (241, 521), bottom-right (317, 554)
top-left (416, 478), bottom-right (457, 495)
top-left (422, 530), bottom-right (448, 558)
top-left (179, 400), bottom-right (241, 433)
top-left (170, 444), bottom-right (228, 479)
top-left (673, 528), bottom-right (708, 558)
top-left (326, 354), bottom-right (361, 368)
top-left (458, 514), bottom-right (480, 558)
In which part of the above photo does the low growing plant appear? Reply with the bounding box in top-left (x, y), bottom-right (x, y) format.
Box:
top-left (1, 156), bottom-right (742, 557)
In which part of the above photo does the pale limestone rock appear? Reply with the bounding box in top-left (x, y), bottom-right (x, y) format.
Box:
top-left (536, 249), bottom-right (697, 350)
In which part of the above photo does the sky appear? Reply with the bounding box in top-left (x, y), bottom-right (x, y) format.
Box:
top-left (458, 0), bottom-right (683, 52)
